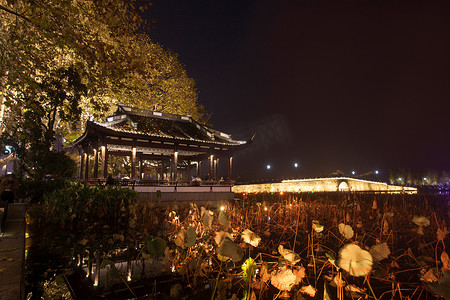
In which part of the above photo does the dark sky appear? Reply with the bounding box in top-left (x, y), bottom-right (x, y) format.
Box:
top-left (144, 0), bottom-right (450, 181)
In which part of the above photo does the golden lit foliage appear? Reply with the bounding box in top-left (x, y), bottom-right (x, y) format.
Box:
top-left (0, 0), bottom-right (206, 139)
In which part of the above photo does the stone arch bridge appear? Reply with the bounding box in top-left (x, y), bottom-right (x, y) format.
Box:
top-left (232, 177), bottom-right (417, 194)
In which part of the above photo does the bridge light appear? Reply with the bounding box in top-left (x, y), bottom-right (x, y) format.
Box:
top-left (352, 171), bottom-right (356, 175)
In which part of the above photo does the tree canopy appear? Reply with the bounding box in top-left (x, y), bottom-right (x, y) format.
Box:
top-left (0, 0), bottom-right (207, 149)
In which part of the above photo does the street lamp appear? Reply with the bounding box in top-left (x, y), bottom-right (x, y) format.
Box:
top-left (294, 162), bottom-right (298, 168)
top-left (375, 170), bottom-right (379, 175)
top-left (352, 171), bottom-right (356, 175)
top-left (266, 164), bottom-right (271, 170)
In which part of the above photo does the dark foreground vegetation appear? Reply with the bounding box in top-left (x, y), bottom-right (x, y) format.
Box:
top-left (25, 186), bottom-right (449, 299)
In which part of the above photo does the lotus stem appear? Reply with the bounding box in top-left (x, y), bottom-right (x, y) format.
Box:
top-left (366, 275), bottom-right (378, 300)
top-left (211, 260), bottom-right (223, 300)
top-left (311, 231), bottom-right (317, 286)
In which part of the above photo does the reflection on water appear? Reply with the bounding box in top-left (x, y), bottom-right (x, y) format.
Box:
top-left (25, 223), bottom-right (73, 299)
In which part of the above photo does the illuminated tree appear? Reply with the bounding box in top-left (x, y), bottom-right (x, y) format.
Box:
top-left (1, 65), bottom-right (86, 178)
top-left (0, 0), bottom-right (206, 140)
top-left (440, 171), bottom-right (449, 183)
top-left (1, 0), bottom-right (207, 178)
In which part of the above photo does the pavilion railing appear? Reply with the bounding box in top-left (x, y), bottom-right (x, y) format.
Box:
top-left (82, 179), bottom-right (235, 188)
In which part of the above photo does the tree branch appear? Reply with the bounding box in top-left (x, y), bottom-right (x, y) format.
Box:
top-left (0, 4), bottom-right (31, 22)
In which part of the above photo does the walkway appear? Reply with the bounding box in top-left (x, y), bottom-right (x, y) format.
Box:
top-left (0, 203), bottom-right (26, 300)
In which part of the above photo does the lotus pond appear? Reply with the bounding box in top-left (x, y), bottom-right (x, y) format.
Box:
top-left (25, 185), bottom-right (449, 299)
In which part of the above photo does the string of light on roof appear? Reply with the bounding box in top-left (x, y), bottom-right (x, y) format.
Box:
top-left (92, 121), bottom-right (246, 146)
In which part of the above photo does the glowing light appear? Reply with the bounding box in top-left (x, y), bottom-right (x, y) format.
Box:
top-left (352, 171), bottom-right (356, 175)
top-left (375, 170), bottom-right (379, 174)
top-left (264, 207), bottom-right (268, 211)
top-left (280, 191), bottom-right (284, 195)
top-left (220, 206), bottom-right (225, 211)
top-left (266, 164), bottom-right (271, 170)
top-left (294, 163), bottom-right (298, 168)
top-left (5, 145), bottom-right (13, 154)
top-left (423, 177), bottom-right (427, 181)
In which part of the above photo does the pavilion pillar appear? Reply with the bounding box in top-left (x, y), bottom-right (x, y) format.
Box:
top-left (214, 158), bottom-right (218, 181)
top-left (197, 161), bottom-right (201, 178)
top-left (160, 160), bottom-right (164, 182)
top-left (187, 162), bottom-right (192, 180)
top-left (209, 154), bottom-right (214, 181)
top-left (138, 152), bottom-right (143, 180)
top-left (79, 153), bottom-right (85, 180)
top-left (84, 153), bottom-right (90, 180)
top-left (228, 156), bottom-right (233, 181)
top-left (93, 148), bottom-right (99, 178)
top-left (173, 151), bottom-right (178, 182)
top-left (101, 146), bottom-right (107, 178)
top-left (131, 147), bottom-right (136, 180)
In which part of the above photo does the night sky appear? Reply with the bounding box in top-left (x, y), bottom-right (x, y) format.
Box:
top-left (145, 0), bottom-right (450, 181)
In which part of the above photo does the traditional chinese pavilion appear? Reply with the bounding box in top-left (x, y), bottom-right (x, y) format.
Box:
top-left (71, 104), bottom-right (251, 185)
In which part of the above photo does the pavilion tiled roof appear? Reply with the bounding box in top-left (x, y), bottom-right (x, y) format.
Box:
top-left (88, 104), bottom-right (248, 147)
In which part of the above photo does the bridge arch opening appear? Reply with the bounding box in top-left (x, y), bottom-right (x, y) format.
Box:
top-left (338, 181), bottom-right (350, 191)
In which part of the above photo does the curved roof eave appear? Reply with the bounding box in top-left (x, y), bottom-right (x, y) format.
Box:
top-left (73, 121), bottom-right (249, 149)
